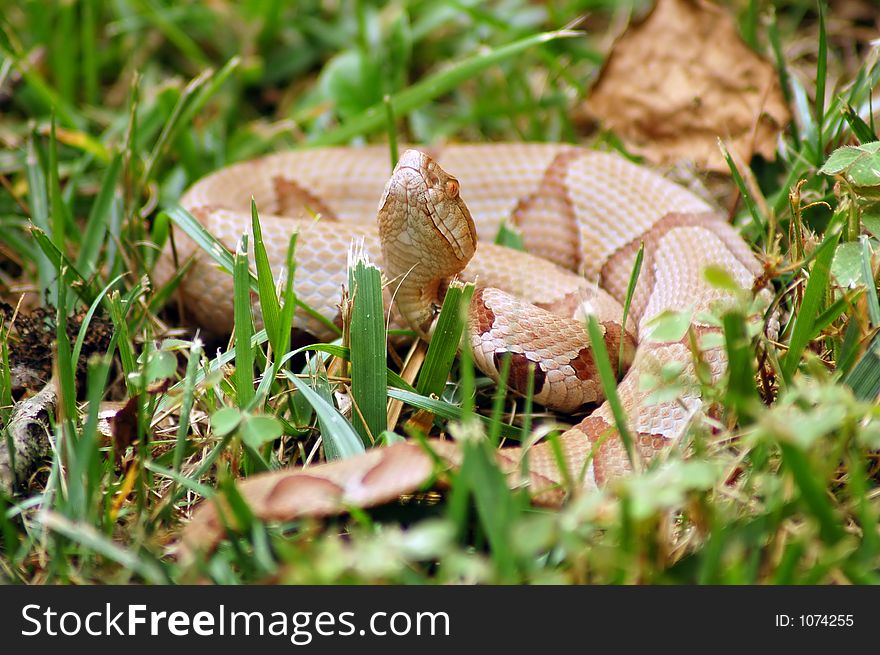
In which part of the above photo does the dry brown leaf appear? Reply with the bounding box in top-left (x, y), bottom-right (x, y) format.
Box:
top-left (581, 0), bottom-right (790, 172)
top-left (110, 395), bottom-right (139, 464)
top-left (180, 442), bottom-right (438, 557)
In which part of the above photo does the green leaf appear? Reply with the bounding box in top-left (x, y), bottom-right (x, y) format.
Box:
top-left (494, 222), bottom-right (526, 251)
top-left (819, 141), bottom-right (880, 192)
top-left (142, 349), bottom-right (177, 384)
top-left (818, 145), bottom-right (864, 174)
top-left (240, 415), bottom-right (283, 449)
top-left (861, 205), bottom-right (880, 236)
top-left (847, 155), bottom-right (880, 190)
top-left (211, 407), bottom-right (243, 437)
top-left (704, 265), bottom-right (742, 292)
top-left (831, 240), bottom-right (866, 287)
top-left (320, 49), bottom-right (384, 120)
top-left (645, 308), bottom-right (693, 343)
top-left (623, 460), bottom-right (719, 521)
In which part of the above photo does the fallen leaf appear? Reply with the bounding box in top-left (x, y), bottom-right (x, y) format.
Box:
top-left (581, 0), bottom-right (789, 172)
top-left (110, 396), bottom-right (139, 464)
top-left (179, 442), bottom-right (439, 557)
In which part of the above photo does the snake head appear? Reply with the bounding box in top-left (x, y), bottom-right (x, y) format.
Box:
top-left (378, 149), bottom-right (478, 338)
top-left (378, 149), bottom-right (477, 265)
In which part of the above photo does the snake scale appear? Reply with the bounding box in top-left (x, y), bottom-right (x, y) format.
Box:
top-left (157, 144), bottom-right (764, 548)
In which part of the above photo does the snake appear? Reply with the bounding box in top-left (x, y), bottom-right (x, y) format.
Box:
top-left (157, 144), bottom-right (765, 549)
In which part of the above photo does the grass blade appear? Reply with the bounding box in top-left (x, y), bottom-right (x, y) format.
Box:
top-left (347, 241), bottom-right (387, 445)
top-left (233, 235), bottom-right (255, 408)
top-left (456, 423), bottom-right (519, 581)
top-left (71, 273), bottom-right (125, 366)
top-left (417, 280), bottom-right (474, 397)
top-left (161, 206), bottom-right (339, 338)
top-left (81, 0), bottom-right (98, 106)
top-left (106, 290), bottom-right (138, 392)
top-left (587, 314), bottom-right (636, 469)
top-left (38, 512), bottom-right (167, 584)
top-left (841, 332), bottom-right (880, 400)
top-left (722, 311), bottom-right (759, 420)
top-left (283, 371), bottom-right (365, 460)
top-left (859, 235), bottom-right (880, 325)
top-left (25, 134), bottom-right (56, 305)
top-left (781, 224), bottom-right (841, 381)
top-left (54, 272), bottom-right (77, 425)
top-left (48, 114), bottom-right (70, 252)
top-left (250, 199), bottom-right (282, 354)
top-left (29, 225), bottom-right (98, 305)
top-left (619, 242), bottom-right (643, 376)
top-left (720, 139), bottom-right (763, 230)
top-left (815, 1), bottom-right (827, 167)
top-left (777, 441), bottom-right (843, 545)
top-left (77, 153), bottom-right (123, 276)
top-left (387, 388), bottom-right (522, 439)
top-left (842, 104), bottom-right (878, 144)
top-left (174, 338), bottom-right (203, 472)
top-left (308, 29), bottom-right (577, 146)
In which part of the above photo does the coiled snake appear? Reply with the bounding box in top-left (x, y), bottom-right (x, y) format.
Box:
top-left (158, 144), bottom-right (763, 548)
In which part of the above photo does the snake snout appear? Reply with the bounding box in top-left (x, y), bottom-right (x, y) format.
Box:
top-left (395, 148), bottom-right (430, 174)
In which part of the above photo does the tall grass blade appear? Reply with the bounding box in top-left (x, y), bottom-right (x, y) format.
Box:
top-left (619, 242), bottom-right (643, 376)
top-left (162, 206), bottom-right (339, 337)
top-left (77, 153), bottom-right (122, 276)
top-left (250, 199), bottom-right (282, 354)
top-left (233, 235), bottom-right (255, 408)
top-left (174, 339), bottom-right (203, 472)
top-left (347, 242), bottom-right (387, 445)
top-left (841, 332), bottom-right (880, 400)
top-left (309, 30), bottom-right (577, 146)
top-left (25, 134), bottom-right (56, 305)
top-left (722, 311), bottom-right (759, 420)
top-left (781, 224), bottom-right (841, 381)
top-left (417, 281), bottom-right (474, 397)
top-left (859, 236), bottom-right (880, 325)
top-left (815, 1), bottom-right (827, 167)
top-left (284, 371), bottom-right (365, 460)
top-left (720, 139), bottom-right (763, 230)
top-left (587, 315), bottom-right (636, 469)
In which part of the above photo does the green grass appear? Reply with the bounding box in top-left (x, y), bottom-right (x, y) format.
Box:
top-left (1, 0), bottom-right (880, 584)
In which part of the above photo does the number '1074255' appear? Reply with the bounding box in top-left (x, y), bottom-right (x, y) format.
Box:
top-left (775, 614), bottom-right (854, 627)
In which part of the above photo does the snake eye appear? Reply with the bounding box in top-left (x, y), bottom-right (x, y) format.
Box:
top-left (446, 179), bottom-right (460, 198)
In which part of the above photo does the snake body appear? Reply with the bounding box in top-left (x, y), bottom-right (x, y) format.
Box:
top-left (160, 144), bottom-right (764, 543)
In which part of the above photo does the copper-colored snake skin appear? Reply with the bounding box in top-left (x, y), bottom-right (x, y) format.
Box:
top-left (161, 144), bottom-right (763, 547)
